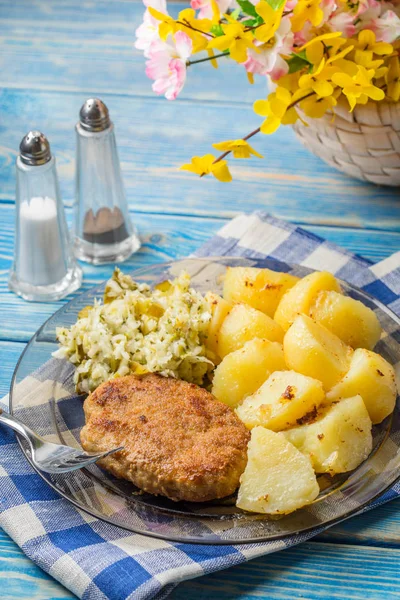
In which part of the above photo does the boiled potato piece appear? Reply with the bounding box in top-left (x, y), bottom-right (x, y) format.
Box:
top-left (223, 266), bottom-right (299, 317)
top-left (218, 304), bottom-right (284, 358)
top-left (237, 427), bottom-right (319, 514)
top-left (310, 290), bottom-right (381, 350)
top-left (212, 339), bottom-right (286, 409)
top-left (274, 271), bottom-right (342, 331)
top-left (283, 395), bottom-right (372, 474)
top-left (236, 370), bottom-right (325, 431)
top-left (327, 348), bottom-right (397, 424)
top-left (204, 292), bottom-right (232, 358)
top-left (284, 315), bottom-right (352, 390)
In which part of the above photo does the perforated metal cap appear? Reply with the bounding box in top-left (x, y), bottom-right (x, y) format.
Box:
top-left (79, 98), bottom-right (111, 132)
top-left (19, 131), bottom-right (51, 166)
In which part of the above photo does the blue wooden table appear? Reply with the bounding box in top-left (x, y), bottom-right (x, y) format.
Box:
top-left (1, 1), bottom-right (400, 598)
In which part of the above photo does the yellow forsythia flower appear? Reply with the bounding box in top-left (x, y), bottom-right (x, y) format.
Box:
top-left (254, 87), bottom-right (298, 134)
top-left (300, 95), bottom-right (337, 118)
top-left (332, 64), bottom-right (385, 110)
top-left (181, 154), bottom-right (232, 182)
top-left (254, 2), bottom-right (283, 43)
top-left (299, 59), bottom-right (338, 97)
top-left (291, 0), bottom-right (324, 33)
top-left (212, 139), bottom-right (264, 159)
top-left (353, 30), bottom-right (393, 69)
top-left (148, 7), bottom-right (179, 40)
top-left (208, 19), bottom-right (254, 63)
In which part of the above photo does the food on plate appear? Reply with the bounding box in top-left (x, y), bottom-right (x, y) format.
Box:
top-left (236, 370), bottom-right (325, 431)
top-left (217, 303), bottom-right (284, 358)
top-left (309, 290), bottom-right (382, 350)
top-left (223, 266), bottom-right (299, 317)
top-left (327, 348), bottom-right (397, 424)
top-left (55, 263), bottom-right (397, 516)
top-left (274, 271), bottom-right (341, 331)
top-left (204, 291), bottom-right (232, 359)
top-left (283, 314), bottom-right (353, 390)
top-left (283, 395), bottom-right (372, 474)
top-left (211, 339), bottom-right (286, 409)
top-left (236, 426), bottom-right (319, 514)
top-left (54, 269), bottom-right (213, 393)
top-left (80, 373), bottom-right (250, 502)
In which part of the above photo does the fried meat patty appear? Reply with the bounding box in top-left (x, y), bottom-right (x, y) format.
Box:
top-left (80, 373), bottom-right (250, 502)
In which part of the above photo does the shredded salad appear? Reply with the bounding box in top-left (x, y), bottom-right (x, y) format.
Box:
top-left (54, 269), bottom-right (213, 393)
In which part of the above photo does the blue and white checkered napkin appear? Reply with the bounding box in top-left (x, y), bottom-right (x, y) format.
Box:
top-left (1, 211), bottom-right (400, 600)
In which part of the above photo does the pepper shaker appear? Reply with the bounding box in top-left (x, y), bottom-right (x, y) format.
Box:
top-left (9, 131), bottom-right (82, 302)
top-left (74, 99), bottom-right (141, 264)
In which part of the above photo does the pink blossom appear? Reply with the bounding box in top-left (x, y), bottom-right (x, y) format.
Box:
top-left (320, 0), bottom-right (337, 23)
top-left (329, 11), bottom-right (356, 37)
top-left (190, 0), bottom-right (236, 19)
top-left (145, 31), bottom-right (192, 100)
top-left (356, 0), bottom-right (381, 20)
top-left (135, 0), bottom-right (168, 58)
top-left (243, 17), bottom-right (294, 80)
top-left (368, 9), bottom-right (400, 41)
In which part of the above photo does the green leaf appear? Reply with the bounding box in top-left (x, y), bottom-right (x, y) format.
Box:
top-left (210, 23), bottom-right (224, 36)
top-left (230, 7), bottom-right (241, 19)
top-left (266, 0), bottom-right (286, 10)
top-left (236, 0), bottom-right (258, 18)
top-left (287, 50), bottom-right (311, 74)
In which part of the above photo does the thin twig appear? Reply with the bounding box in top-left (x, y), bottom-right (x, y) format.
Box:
top-left (187, 52), bottom-right (229, 66)
top-left (212, 91), bottom-right (315, 164)
top-left (176, 20), bottom-right (215, 38)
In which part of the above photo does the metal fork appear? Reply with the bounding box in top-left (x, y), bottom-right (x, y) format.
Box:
top-left (0, 408), bottom-right (122, 474)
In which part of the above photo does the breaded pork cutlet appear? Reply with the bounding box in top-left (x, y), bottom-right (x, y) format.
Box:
top-left (80, 373), bottom-right (250, 502)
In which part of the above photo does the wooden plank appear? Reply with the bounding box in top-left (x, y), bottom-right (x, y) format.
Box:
top-left (169, 541), bottom-right (400, 599)
top-left (2, 530), bottom-right (400, 600)
top-left (0, 206), bottom-right (399, 341)
top-left (0, 89), bottom-right (399, 231)
top-left (0, 340), bottom-right (25, 397)
top-left (0, 532), bottom-right (75, 599)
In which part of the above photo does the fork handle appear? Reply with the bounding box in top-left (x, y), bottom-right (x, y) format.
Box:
top-left (0, 408), bottom-right (42, 447)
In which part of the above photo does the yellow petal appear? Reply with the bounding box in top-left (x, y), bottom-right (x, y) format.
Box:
top-left (207, 48), bottom-right (218, 69)
top-left (310, 5), bottom-right (323, 26)
top-left (312, 79), bottom-right (334, 97)
top-left (281, 106), bottom-right (298, 125)
top-left (212, 140), bottom-right (234, 151)
top-left (327, 45), bottom-right (354, 64)
top-left (332, 72), bottom-right (355, 88)
top-left (358, 29), bottom-right (376, 46)
top-left (364, 85), bottom-right (385, 101)
top-left (230, 39), bottom-right (249, 63)
top-left (247, 71), bottom-right (254, 84)
top-left (211, 160), bottom-right (232, 182)
top-left (306, 41), bottom-right (324, 65)
top-left (208, 35), bottom-right (231, 51)
top-left (275, 87), bottom-right (292, 105)
top-left (260, 115), bottom-right (281, 134)
top-left (254, 99), bottom-right (271, 117)
top-left (374, 42), bottom-right (393, 56)
top-left (299, 31), bottom-right (342, 51)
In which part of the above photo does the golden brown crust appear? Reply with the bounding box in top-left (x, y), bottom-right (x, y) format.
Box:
top-left (80, 373), bottom-right (250, 502)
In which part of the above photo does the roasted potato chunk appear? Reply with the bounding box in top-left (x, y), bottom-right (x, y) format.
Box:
top-left (310, 290), bottom-right (381, 350)
top-left (204, 292), bottom-right (232, 359)
top-left (236, 427), bottom-right (319, 514)
top-left (212, 339), bottom-right (286, 409)
top-left (284, 315), bottom-right (352, 390)
top-left (274, 271), bottom-right (341, 332)
top-left (223, 266), bottom-right (299, 317)
top-left (218, 303), bottom-right (284, 358)
top-left (283, 395), bottom-right (372, 474)
top-left (236, 370), bottom-right (325, 431)
top-left (327, 348), bottom-right (397, 424)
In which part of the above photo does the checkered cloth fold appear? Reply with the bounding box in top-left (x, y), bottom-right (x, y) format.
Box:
top-left (1, 211), bottom-right (399, 600)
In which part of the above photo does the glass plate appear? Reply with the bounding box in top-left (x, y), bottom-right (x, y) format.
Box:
top-left (10, 257), bottom-right (400, 545)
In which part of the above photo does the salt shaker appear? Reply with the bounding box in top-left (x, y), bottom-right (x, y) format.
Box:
top-left (74, 99), bottom-right (141, 264)
top-left (9, 131), bottom-right (82, 302)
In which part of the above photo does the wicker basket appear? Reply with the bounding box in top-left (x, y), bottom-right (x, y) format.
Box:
top-left (292, 98), bottom-right (400, 187)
